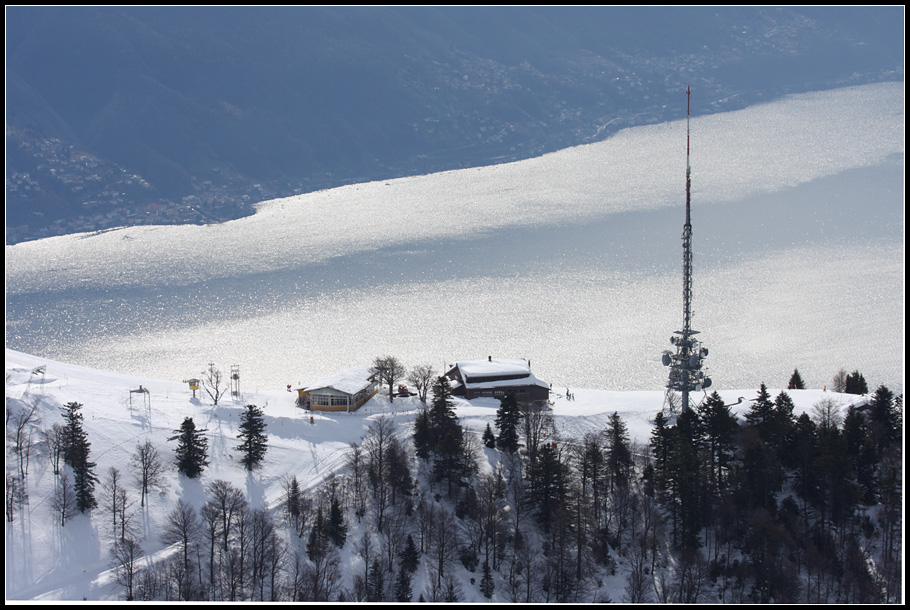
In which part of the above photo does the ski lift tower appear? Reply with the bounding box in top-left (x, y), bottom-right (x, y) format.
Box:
top-left (130, 385), bottom-right (151, 416)
top-left (661, 87), bottom-right (711, 412)
top-left (231, 365), bottom-right (240, 398)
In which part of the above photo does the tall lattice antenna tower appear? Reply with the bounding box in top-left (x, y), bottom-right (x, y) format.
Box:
top-left (661, 87), bottom-right (711, 412)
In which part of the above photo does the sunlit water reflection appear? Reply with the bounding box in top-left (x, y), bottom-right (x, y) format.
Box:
top-left (6, 84), bottom-right (904, 394)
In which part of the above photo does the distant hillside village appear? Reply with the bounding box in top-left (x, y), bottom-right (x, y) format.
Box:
top-left (293, 357), bottom-right (549, 413)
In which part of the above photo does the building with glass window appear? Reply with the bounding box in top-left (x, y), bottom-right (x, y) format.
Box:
top-left (294, 366), bottom-right (379, 412)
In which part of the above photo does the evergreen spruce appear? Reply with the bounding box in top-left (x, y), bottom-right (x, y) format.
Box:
top-left (367, 557), bottom-right (385, 601)
top-left (649, 411), bottom-right (672, 495)
top-left (327, 492), bottom-right (347, 547)
top-left (236, 403), bottom-right (268, 471)
top-left (480, 560), bottom-right (495, 599)
top-left (61, 401), bottom-right (98, 513)
top-left (306, 506), bottom-right (330, 562)
top-left (745, 383), bottom-right (775, 437)
top-left (482, 423), bottom-right (496, 448)
top-left (386, 436), bottom-right (414, 504)
top-left (666, 409), bottom-right (704, 549)
top-left (394, 564), bottom-right (413, 602)
top-left (770, 391), bottom-right (797, 465)
top-left (868, 385), bottom-right (899, 448)
top-left (168, 417), bottom-right (210, 478)
top-left (787, 368), bottom-right (805, 389)
top-left (412, 407), bottom-right (432, 460)
top-left (494, 391), bottom-right (522, 453)
top-left (399, 534), bottom-right (419, 573)
top-left (605, 411), bottom-right (633, 491)
top-left (697, 391), bottom-right (738, 492)
top-left (527, 441), bottom-right (567, 532)
top-left (844, 370), bottom-right (868, 395)
top-left (428, 376), bottom-right (468, 496)
top-left (428, 375), bottom-right (458, 439)
top-left (286, 475), bottom-right (302, 531)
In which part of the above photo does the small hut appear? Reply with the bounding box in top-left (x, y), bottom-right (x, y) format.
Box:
top-left (294, 366), bottom-right (379, 413)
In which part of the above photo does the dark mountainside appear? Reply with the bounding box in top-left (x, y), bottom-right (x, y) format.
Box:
top-left (6, 6), bottom-right (903, 243)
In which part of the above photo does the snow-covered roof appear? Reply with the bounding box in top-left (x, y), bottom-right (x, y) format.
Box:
top-left (299, 366), bottom-right (376, 396)
top-left (450, 358), bottom-right (549, 390)
top-left (456, 358), bottom-right (532, 379)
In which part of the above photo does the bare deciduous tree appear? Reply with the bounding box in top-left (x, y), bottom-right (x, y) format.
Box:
top-left (101, 467), bottom-right (126, 539)
top-left (201, 363), bottom-right (228, 406)
top-left (52, 471), bottom-right (78, 527)
top-left (372, 356), bottom-right (406, 402)
top-left (206, 479), bottom-right (248, 554)
top-left (9, 400), bottom-right (39, 479)
top-left (363, 416), bottom-right (396, 531)
top-left (161, 499), bottom-right (202, 577)
top-left (831, 368), bottom-right (848, 393)
top-left (407, 364), bottom-right (436, 403)
top-left (131, 438), bottom-right (164, 507)
top-left (812, 398), bottom-right (843, 431)
top-left (45, 423), bottom-right (65, 475)
top-left (6, 473), bottom-right (23, 522)
top-left (110, 537), bottom-right (145, 600)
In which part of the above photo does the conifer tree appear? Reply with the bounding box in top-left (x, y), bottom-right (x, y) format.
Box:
top-left (697, 392), bottom-right (738, 492)
top-left (386, 436), bottom-right (414, 504)
top-left (771, 391), bottom-right (797, 456)
top-left (868, 385), bottom-right (899, 448)
top-left (61, 401), bottom-right (98, 513)
top-left (787, 368), bottom-right (805, 389)
top-left (412, 407), bottom-right (432, 460)
top-left (665, 409), bottom-right (704, 549)
top-left (429, 375), bottom-right (458, 439)
top-left (494, 391), bottom-right (522, 453)
top-left (169, 417), bottom-right (210, 478)
top-left (605, 411), bottom-right (633, 491)
top-left (285, 475), bottom-right (302, 532)
top-left (844, 370), bottom-right (868, 395)
top-left (480, 560), bottom-right (495, 599)
top-left (327, 492), bottom-right (347, 548)
top-left (307, 506), bottom-right (330, 562)
top-left (527, 441), bottom-right (567, 532)
top-left (745, 383), bottom-right (775, 437)
top-left (482, 423), bottom-right (496, 449)
top-left (649, 411), bottom-right (672, 495)
top-left (399, 534), bottom-right (419, 573)
top-left (236, 404), bottom-right (268, 471)
top-left (394, 564), bottom-right (413, 602)
top-left (428, 376), bottom-right (468, 496)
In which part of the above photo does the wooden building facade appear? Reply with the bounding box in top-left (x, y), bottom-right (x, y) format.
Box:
top-left (295, 366), bottom-right (379, 413)
top-left (445, 357), bottom-right (550, 402)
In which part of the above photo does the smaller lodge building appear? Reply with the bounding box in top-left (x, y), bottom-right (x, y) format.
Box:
top-left (445, 357), bottom-right (550, 403)
top-left (295, 366), bottom-right (379, 413)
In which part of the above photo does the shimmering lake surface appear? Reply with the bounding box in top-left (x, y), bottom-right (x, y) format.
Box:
top-left (6, 83), bottom-right (904, 394)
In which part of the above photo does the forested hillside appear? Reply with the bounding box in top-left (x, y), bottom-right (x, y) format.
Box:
top-left (7, 353), bottom-right (901, 602)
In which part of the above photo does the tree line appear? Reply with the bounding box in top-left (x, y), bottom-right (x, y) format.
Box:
top-left (6, 367), bottom-right (902, 602)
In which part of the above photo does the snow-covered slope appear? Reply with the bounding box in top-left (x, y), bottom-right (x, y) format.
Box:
top-left (4, 349), bottom-right (866, 601)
